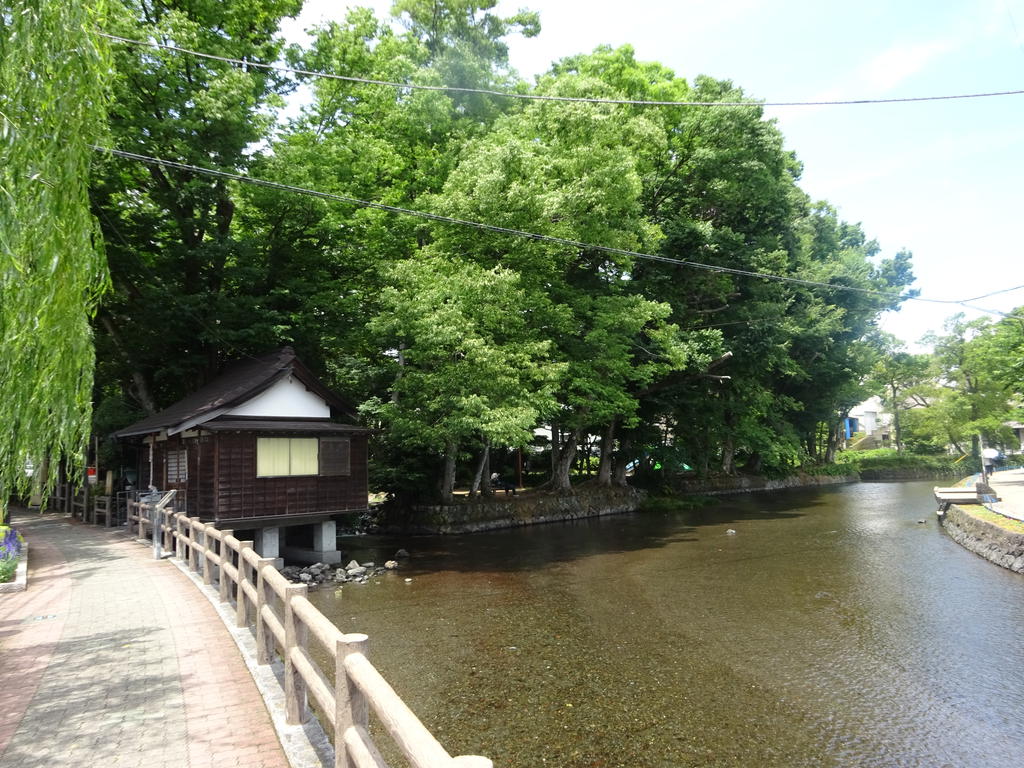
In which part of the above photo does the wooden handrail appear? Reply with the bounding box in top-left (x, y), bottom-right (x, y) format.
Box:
top-left (145, 508), bottom-right (489, 768)
top-left (290, 645), bottom-right (336, 727)
top-left (344, 652), bottom-right (454, 768)
top-left (292, 594), bottom-right (345, 651)
top-left (343, 725), bottom-right (388, 768)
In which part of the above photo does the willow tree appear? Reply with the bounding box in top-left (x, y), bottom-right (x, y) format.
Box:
top-left (0, 0), bottom-right (110, 516)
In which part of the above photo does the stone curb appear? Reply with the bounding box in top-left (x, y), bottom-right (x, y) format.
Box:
top-left (157, 541), bottom-right (334, 768)
top-left (0, 542), bottom-right (28, 593)
top-left (941, 504), bottom-right (1024, 574)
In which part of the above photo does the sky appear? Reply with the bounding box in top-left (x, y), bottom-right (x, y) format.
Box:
top-left (280, 0), bottom-right (1024, 349)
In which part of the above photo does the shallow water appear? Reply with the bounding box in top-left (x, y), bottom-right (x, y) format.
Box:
top-left (311, 482), bottom-right (1024, 767)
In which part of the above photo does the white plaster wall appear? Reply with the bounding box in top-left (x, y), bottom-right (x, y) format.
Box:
top-left (849, 395), bottom-right (892, 435)
top-left (227, 376), bottom-right (330, 418)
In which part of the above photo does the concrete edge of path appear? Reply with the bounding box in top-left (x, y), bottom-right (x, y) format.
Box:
top-left (158, 542), bottom-right (335, 768)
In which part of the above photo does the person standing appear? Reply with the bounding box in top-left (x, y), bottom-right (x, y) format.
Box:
top-left (982, 447), bottom-right (999, 479)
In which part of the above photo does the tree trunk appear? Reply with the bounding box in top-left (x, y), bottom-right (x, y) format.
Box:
top-left (890, 383), bottom-right (903, 453)
top-left (612, 435), bottom-right (633, 487)
top-left (99, 313), bottom-right (158, 415)
top-left (552, 428), bottom-right (580, 492)
top-left (824, 420), bottom-right (841, 464)
top-left (746, 452), bottom-right (763, 474)
top-left (721, 435), bottom-right (735, 475)
top-left (721, 410), bottom-right (736, 474)
top-left (597, 421), bottom-right (616, 486)
top-left (550, 424), bottom-right (560, 481)
top-left (391, 344), bottom-right (406, 404)
top-left (470, 440), bottom-right (490, 496)
top-left (440, 440), bottom-right (457, 504)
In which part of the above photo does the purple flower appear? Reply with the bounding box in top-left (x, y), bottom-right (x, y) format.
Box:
top-left (0, 527), bottom-right (22, 560)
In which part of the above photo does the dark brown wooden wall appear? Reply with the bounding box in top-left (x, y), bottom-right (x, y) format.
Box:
top-left (211, 433), bottom-right (368, 521)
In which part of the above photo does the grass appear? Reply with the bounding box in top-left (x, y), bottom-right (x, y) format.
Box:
top-left (965, 507), bottom-right (1024, 535)
top-left (834, 448), bottom-right (963, 474)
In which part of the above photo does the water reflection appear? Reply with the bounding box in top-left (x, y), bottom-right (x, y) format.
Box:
top-left (311, 482), bottom-right (1024, 767)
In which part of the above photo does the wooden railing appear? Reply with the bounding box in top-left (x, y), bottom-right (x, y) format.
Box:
top-left (128, 502), bottom-right (491, 768)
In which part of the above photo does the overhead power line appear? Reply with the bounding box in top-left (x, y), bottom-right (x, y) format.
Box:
top-left (92, 145), bottom-right (1024, 318)
top-left (97, 32), bottom-right (1024, 108)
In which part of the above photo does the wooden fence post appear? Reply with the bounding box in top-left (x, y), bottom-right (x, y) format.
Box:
top-left (335, 633), bottom-right (371, 768)
top-left (188, 517), bottom-right (201, 572)
top-left (200, 524), bottom-right (212, 585)
top-left (175, 514), bottom-right (185, 561)
top-left (283, 583), bottom-right (309, 725)
top-left (254, 557), bottom-right (276, 664)
top-left (163, 509), bottom-right (174, 552)
top-left (218, 530), bottom-right (233, 602)
top-left (235, 541), bottom-right (255, 628)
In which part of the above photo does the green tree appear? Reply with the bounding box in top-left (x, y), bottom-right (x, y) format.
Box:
top-left (867, 332), bottom-right (930, 452)
top-left (364, 256), bottom-right (561, 502)
top-left (92, 0), bottom-right (301, 415)
top-left (426, 63), bottom-right (720, 490)
top-left (0, 0), bottom-right (110, 515)
top-left (235, 0), bottom-right (540, 398)
top-left (911, 314), bottom-right (1017, 456)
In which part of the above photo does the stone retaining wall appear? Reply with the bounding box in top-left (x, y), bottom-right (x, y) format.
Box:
top-left (671, 473), bottom-right (859, 496)
top-left (941, 504), bottom-right (1024, 574)
top-left (385, 487), bottom-right (644, 534)
top-left (858, 468), bottom-right (962, 481)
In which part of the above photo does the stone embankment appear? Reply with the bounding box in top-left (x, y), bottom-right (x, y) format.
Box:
top-left (941, 504), bottom-right (1024, 574)
top-left (672, 473), bottom-right (859, 496)
top-left (385, 486), bottom-right (643, 534)
top-left (857, 468), bottom-right (961, 481)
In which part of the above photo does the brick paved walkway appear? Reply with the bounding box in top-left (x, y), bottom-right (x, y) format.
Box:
top-left (988, 467), bottom-right (1024, 522)
top-left (0, 512), bottom-right (290, 768)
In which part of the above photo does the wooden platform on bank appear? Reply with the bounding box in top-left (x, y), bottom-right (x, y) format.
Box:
top-left (934, 485), bottom-right (1000, 513)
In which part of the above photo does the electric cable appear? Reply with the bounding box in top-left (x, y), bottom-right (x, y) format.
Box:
top-left (97, 32), bottom-right (1024, 108)
top-left (92, 145), bottom-right (1022, 317)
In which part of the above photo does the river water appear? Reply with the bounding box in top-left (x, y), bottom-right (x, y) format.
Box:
top-left (311, 481), bottom-right (1024, 767)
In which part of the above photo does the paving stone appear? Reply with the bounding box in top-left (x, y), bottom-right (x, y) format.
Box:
top-left (0, 513), bottom-right (290, 768)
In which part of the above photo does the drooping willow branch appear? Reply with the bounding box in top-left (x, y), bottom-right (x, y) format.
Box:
top-left (0, 0), bottom-right (111, 518)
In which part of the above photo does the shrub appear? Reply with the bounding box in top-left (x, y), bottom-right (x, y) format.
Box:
top-left (834, 448), bottom-right (963, 474)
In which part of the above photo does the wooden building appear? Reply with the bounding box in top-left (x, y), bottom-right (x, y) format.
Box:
top-left (114, 347), bottom-right (369, 530)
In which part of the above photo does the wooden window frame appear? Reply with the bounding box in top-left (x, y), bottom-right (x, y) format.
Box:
top-left (166, 448), bottom-right (187, 484)
top-left (256, 437), bottom-right (319, 478)
top-left (319, 437), bottom-right (351, 477)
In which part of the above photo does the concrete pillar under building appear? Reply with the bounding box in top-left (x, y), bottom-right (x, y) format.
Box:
top-left (313, 519), bottom-right (335, 552)
top-left (255, 526), bottom-right (280, 559)
top-left (280, 519), bottom-right (342, 565)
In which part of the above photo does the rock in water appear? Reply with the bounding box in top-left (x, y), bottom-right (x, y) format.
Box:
top-left (725, 529), bottom-right (737, 535)
top-left (394, 549), bottom-right (410, 558)
top-left (347, 566), bottom-right (367, 577)
top-left (345, 559), bottom-right (361, 570)
top-left (384, 560), bottom-right (398, 570)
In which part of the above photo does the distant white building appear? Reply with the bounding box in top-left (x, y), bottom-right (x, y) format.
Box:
top-left (846, 396), bottom-right (893, 445)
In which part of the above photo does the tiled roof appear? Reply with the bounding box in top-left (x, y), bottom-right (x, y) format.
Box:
top-left (114, 347), bottom-right (357, 438)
